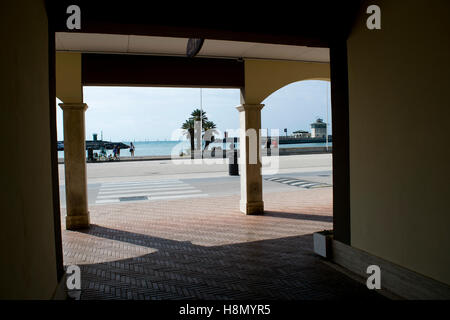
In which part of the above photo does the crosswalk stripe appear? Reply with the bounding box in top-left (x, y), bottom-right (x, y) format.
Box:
top-left (95, 179), bottom-right (208, 204)
top-left (101, 180), bottom-right (182, 187)
top-left (95, 193), bottom-right (209, 204)
top-left (265, 177), bottom-right (332, 189)
top-left (97, 189), bottom-right (202, 200)
top-left (95, 199), bottom-right (121, 204)
top-left (308, 184), bottom-right (329, 188)
top-left (149, 193), bottom-right (209, 201)
top-left (299, 184), bottom-right (316, 188)
top-left (281, 180), bottom-right (299, 184)
top-left (98, 185), bottom-right (196, 195)
top-left (101, 181), bottom-right (184, 187)
top-left (290, 181), bottom-right (311, 186)
top-left (98, 183), bottom-right (191, 192)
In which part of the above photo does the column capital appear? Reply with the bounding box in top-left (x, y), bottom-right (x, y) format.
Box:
top-left (59, 102), bottom-right (88, 111)
top-left (236, 104), bottom-right (264, 112)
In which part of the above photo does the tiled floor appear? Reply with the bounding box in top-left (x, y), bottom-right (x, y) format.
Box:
top-left (61, 188), bottom-right (384, 300)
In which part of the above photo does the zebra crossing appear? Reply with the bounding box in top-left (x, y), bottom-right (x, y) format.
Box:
top-left (95, 179), bottom-right (208, 204)
top-left (264, 176), bottom-right (332, 189)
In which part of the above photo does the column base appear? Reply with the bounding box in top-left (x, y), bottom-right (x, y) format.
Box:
top-left (66, 213), bottom-right (90, 230)
top-left (240, 200), bottom-right (264, 215)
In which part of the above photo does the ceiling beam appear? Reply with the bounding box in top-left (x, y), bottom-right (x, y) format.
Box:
top-left (82, 54), bottom-right (244, 88)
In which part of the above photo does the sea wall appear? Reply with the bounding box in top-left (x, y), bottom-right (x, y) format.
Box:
top-left (57, 147), bottom-right (332, 163)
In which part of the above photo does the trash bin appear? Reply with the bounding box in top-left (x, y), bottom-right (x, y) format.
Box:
top-left (228, 139), bottom-right (239, 176)
top-left (228, 149), bottom-right (239, 176)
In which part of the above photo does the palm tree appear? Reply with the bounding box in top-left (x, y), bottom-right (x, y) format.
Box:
top-left (181, 109), bottom-right (217, 157)
top-left (190, 108), bottom-right (208, 126)
top-left (181, 119), bottom-right (195, 159)
top-left (190, 108), bottom-right (207, 154)
top-left (203, 120), bottom-right (218, 150)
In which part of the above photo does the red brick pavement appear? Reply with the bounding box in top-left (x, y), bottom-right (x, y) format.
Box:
top-left (61, 188), bottom-right (384, 300)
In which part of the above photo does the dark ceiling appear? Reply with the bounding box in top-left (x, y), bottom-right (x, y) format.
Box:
top-left (46, 0), bottom-right (364, 48)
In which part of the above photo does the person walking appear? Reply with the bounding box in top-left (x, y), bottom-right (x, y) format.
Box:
top-left (113, 145), bottom-right (118, 159)
top-left (130, 142), bottom-right (135, 157)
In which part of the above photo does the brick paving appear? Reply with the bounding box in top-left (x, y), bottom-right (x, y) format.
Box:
top-left (61, 188), bottom-right (384, 300)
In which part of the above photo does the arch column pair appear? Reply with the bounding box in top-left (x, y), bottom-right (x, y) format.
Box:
top-left (237, 59), bottom-right (330, 215)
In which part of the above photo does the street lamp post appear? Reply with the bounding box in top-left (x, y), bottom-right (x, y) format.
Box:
top-left (325, 82), bottom-right (330, 152)
top-left (200, 88), bottom-right (203, 158)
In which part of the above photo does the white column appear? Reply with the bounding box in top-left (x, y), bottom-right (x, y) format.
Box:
top-left (59, 103), bottom-right (90, 230)
top-left (236, 104), bottom-right (264, 215)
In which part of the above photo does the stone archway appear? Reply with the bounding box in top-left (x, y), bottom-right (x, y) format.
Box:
top-left (236, 59), bottom-right (330, 215)
top-left (242, 59), bottom-right (330, 105)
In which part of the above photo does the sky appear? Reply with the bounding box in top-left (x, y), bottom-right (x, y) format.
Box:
top-left (56, 80), bottom-right (331, 142)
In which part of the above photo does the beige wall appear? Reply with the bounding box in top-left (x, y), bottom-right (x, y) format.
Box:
top-left (56, 52), bottom-right (83, 103)
top-left (347, 0), bottom-right (450, 285)
top-left (0, 0), bottom-right (59, 298)
top-left (244, 59), bottom-right (330, 104)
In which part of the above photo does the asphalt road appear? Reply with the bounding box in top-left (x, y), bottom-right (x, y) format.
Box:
top-left (58, 154), bottom-right (332, 207)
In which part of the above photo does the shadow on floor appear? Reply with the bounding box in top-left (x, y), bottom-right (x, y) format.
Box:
top-left (68, 224), bottom-right (385, 300)
top-left (263, 210), bottom-right (333, 223)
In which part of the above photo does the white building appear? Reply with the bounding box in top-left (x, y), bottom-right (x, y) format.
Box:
top-left (292, 130), bottom-right (310, 138)
top-left (310, 118), bottom-right (327, 138)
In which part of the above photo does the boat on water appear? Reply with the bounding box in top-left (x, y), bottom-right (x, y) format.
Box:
top-left (57, 133), bottom-right (129, 151)
top-left (57, 140), bottom-right (130, 151)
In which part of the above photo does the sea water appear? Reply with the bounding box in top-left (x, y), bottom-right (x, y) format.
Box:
top-left (57, 140), bottom-right (332, 158)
